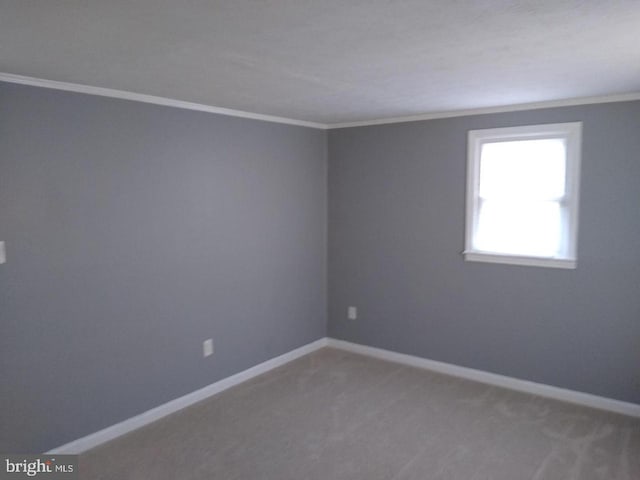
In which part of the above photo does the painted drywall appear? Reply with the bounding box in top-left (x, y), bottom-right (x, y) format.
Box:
top-left (0, 82), bottom-right (327, 453)
top-left (328, 101), bottom-right (640, 404)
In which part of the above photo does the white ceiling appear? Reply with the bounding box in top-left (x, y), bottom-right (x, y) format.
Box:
top-left (1, 1), bottom-right (639, 125)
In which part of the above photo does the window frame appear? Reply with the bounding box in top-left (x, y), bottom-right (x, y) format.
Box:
top-left (464, 122), bottom-right (582, 269)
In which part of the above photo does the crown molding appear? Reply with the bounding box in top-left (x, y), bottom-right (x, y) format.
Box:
top-left (328, 92), bottom-right (640, 129)
top-left (3, 72), bottom-right (639, 131)
top-left (0, 72), bottom-right (328, 130)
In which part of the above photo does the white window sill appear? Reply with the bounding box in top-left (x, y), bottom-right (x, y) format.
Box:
top-left (463, 251), bottom-right (576, 269)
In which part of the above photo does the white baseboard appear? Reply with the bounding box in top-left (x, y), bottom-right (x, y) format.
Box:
top-left (47, 338), bottom-right (329, 454)
top-left (326, 338), bottom-right (640, 418)
top-left (48, 335), bottom-right (638, 454)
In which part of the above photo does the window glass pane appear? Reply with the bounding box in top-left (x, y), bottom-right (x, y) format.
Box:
top-left (475, 200), bottom-right (562, 257)
top-left (479, 139), bottom-right (566, 200)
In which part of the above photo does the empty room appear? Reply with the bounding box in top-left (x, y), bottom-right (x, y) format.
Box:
top-left (1, 1), bottom-right (639, 479)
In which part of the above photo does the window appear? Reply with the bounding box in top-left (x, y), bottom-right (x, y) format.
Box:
top-left (464, 122), bottom-right (582, 269)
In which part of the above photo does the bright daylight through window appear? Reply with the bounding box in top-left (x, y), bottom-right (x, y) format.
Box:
top-left (464, 122), bottom-right (582, 268)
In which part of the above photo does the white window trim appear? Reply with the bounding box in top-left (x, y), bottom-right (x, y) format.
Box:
top-left (464, 122), bottom-right (582, 269)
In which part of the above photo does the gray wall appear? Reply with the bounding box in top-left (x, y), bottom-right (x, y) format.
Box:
top-left (2, 80), bottom-right (639, 454)
top-left (0, 82), bottom-right (327, 452)
top-left (328, 101), bottom-right (640, 404)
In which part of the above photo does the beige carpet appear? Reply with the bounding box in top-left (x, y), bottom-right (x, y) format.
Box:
top-left (79, 348), bottom-right (639, 479)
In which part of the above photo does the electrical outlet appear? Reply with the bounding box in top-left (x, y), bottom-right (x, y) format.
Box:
top-left (348, 306), bottom-right (357, 320)
top-left (203, 338), bottom-right (214, 357)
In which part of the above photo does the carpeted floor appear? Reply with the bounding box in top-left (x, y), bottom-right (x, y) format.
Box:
top-left (79, 348), bottom-right (639, 479)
